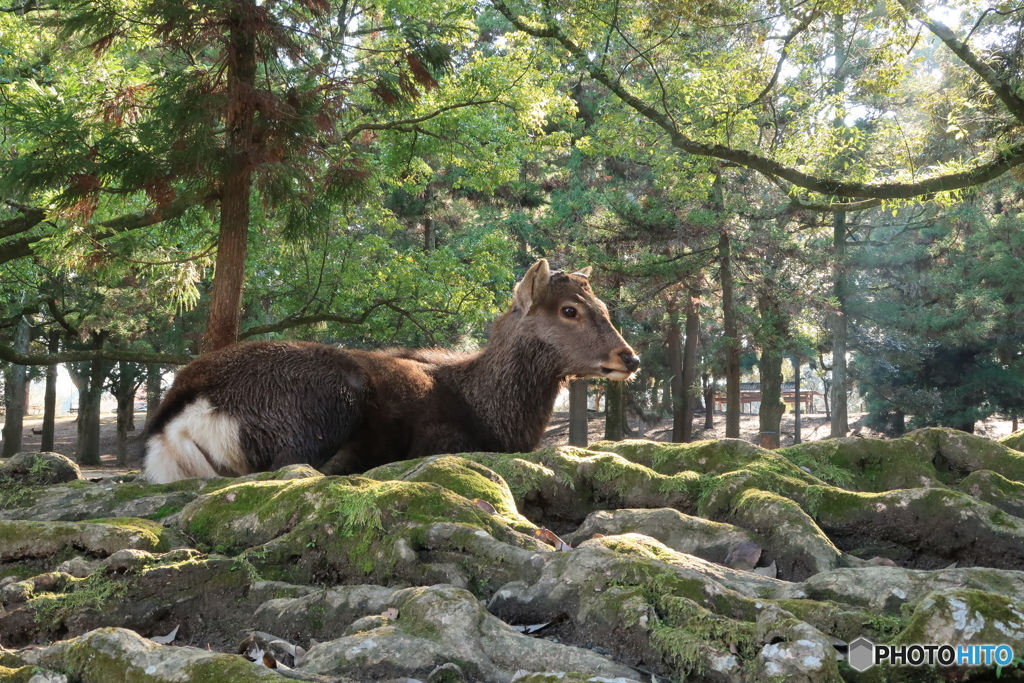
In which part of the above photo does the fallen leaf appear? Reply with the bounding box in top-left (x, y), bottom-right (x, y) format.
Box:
top-left (151, 625), bottom-right (179, 645)
top-left (533, 528), bottom-right (572, 551)
top-left (381, 607), bottom-right (399, 620)
top-left (473, 498), bottom-right (497, 514)
top-left (724, 541), bottom-right (762, 572)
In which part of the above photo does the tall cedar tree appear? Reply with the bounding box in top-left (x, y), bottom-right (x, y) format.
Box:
top-left (4, 0), bottom-right (463, 351)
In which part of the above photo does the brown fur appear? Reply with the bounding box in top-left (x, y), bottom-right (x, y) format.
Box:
top-left (144, 260), bottom-right (639, 479)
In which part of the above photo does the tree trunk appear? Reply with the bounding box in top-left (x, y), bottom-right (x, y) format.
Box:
top-left (146, 364), bottom-right (163, 429)
top-left (76, 359), bottom-right (105, 466)
top-left (568, 379), bottom-right (589, 447)
top-left (116, 390), bottom-right (134, 466)
top-left (719, 230), bottom-right (741, 438)
top-left (423, 185), bottom-right (436, 251)
top-left (41, 330), bottom-right (59, 452)
top-left (757, 294), bottom-right (786, 450)
top-left (2, 314), bottom-right (32, 457)
top-left (822, 377), bottom-right (832, 419)
top-left (830, 13), bottom-right (850, 439)
top-left (604, 381), bottom-right (625, 441)
top-left (680, 291), bottom-right (700, 442)
top-left (604, 245), bottom-right (626, 441)
top-left (202, 0), bottom-right (258, 354)
top-left (703, 373), bottom-right (715, 430)
top-left (668, 299), bottom-right (685, 442)
top-left (792, 355), bottom-right (802, 445)
top-left (831, 209), bottom-right (849, 438)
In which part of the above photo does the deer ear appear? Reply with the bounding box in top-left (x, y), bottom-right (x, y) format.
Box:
top-left (513, 259), bottom-right (551, 313)
top-left (571, 267), bottom-right (592, 278)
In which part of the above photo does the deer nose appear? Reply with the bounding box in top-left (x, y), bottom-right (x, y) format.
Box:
top-left (619, 351), bottom-right (640, 373)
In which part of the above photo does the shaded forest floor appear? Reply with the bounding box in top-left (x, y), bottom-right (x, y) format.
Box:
top-left (540, 409), bottom-right (1021, 448)
top-left (2, 409), bottom-right (1020, 478)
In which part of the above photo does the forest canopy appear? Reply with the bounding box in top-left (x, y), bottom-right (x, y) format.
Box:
top-left (2, 0), bottom-right (1023, 460)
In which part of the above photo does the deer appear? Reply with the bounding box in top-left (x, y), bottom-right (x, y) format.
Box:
top-left (143, 259), bottom-right (639, 483)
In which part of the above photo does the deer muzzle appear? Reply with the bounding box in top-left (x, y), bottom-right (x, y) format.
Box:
top-left (600, 348), bottom-right (640, 381)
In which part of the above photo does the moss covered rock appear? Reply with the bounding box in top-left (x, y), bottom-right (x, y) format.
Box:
top-left (908, 427), bottom-right (1024, 483)
top-left (565, 507), bottom-right (758, 564)
top-left (959, 469), bottom-right (1024, 519)
top-left (297, 583), bottom-right (640, 682)
top-left (777, 437), bottom-right (941, 491)
top-left (1000, 429), bottom-right (1024, 452)
top-left (361, 454), bottom-right (535, 531)
top-left (0, 452), bottom-right (82, 487)
top-left (172, 474), bottom-right (547, 588)
top-left (0, 517), bottom-right (172, 563)
top-left (369, 446), bottom-right (701, 530)
top-left (18, 627), bottom-right (307, 682)
top-left (895, 588), bottom-right (1024, 651)
top-left (729, 489), bottom-right (843, 580)
top-left (5, 434), bottom-right (1024, 683)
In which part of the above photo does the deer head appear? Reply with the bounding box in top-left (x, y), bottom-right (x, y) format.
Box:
top-left (508, 259), bottom-right (640, 380)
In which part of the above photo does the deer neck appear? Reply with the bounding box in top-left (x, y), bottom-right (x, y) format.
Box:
top-left (459, 336), bottom-right (565, 453)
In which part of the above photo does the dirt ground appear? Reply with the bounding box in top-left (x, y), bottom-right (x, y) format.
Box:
top-left (4, 408), bottom-right (1020, 478)
top-left (10, 412), bottom-right (146, 477)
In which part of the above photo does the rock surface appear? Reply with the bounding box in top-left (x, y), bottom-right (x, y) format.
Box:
top-left (3, 429), bottom-right (1024, 682)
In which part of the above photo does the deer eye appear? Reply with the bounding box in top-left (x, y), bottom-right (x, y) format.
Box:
top-left (560, 306), bottom-right (578, 319)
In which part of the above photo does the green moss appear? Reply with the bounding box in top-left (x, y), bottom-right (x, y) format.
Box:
top-left (0, 665), bottom-right (40, 683)
top-left (0, 478), bottom-right (41, 509)
top-left (366, 455), bottom-right (534, 531)
top-left (600, 533), bottom-right (682, 564)
top-left (1000, 429), bottom-right (1024, 453)
top-left (590, 438), bottom-right (770, 477)
top-left (183, 656), bottom-right (281, 682)
top-left (29, 571), bottom-right (128, 632)
top-left (87, 517), bottom-right (169, 550)
top-left (650, 602), bottom-right (758, 675)
top-left (108, 477), bottom-right (223, 503)
top-left (145, 504), bottom-right (184, 520)
top-left (180, 478), bottom-right (328, 550)
top-left (219, 476), bottom-right (524, 583)
top-left (911, 427), bottom-right (1024, 484)
top-left (779, 436), bottom-right (941, 492)
top-left (590, 452), bottom-right (661, 494)
top-left (55, 629), bottom-right (282, 682)
top-left (0, 564), bottom-right (41, 583)
top-left (0, 517), bottom-right (169, 561)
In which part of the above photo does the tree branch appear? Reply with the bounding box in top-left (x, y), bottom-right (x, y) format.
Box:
top-left (898, 0), bottom-right (1024, 124)
top-left (238, 300), bottom-right (396, 338)
top-left (0, 195), bottom-right (201, 266)
top-left (490, 0), bottom-right (1024, 200)
top-left (0, 201), bottom-right (46, 239)
top-left (0, 343), bottom-right (193, 366)
top-left (342, 98), bottom-right (500, 142)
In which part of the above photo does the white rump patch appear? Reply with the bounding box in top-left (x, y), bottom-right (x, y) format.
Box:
top-left (143, 398), bottom-right (246, 483)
